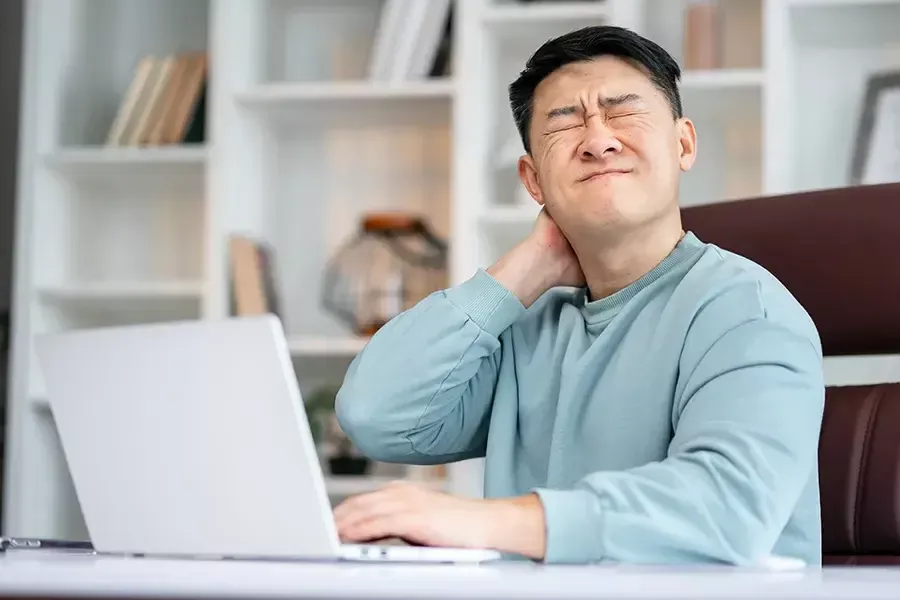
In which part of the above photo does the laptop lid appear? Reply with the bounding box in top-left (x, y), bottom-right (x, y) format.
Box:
top-left (34, 314), bottom-right (341, 559)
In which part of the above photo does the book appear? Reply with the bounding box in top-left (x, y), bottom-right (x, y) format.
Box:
top-left (228, 235), bottom-right (281, 318)
top-left (105, 52), bottom-right (207, 147)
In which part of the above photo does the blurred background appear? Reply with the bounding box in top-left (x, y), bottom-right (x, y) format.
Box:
top-left (0, 0), bottom-right (898, 544)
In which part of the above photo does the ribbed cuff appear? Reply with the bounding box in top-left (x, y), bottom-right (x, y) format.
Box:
top-left (443, 269), bottom-right (526, 337)
top-left (533, 487), bottom-right (604, 564)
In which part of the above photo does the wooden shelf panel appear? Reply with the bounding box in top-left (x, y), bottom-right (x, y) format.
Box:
top-left (324, 475), bottom-right (445, 497)
top-left (287, 335), bottom-right (370, 357)
top-left (37, 281), bottom-right (204, 314)
top-left (680, 69), bottom-right (765, 89)
top-left (237, 80), bottom-right (454, 103)
top-left (235, 80), bottom-right (454, 126)
top-left (42, 146), bottom-right (206, 189)
top-left (483, 1), bottom-right (613, 44)
top-left (789, 0), bottom-right (900, 6)
top-left (789, 0), bottom-right (900, 45)
top-left (44, 145), bottom-right (207, 165)
top-left (480, 206), bottom-right (538, 227)
top-left (38, 280), bottom-right (203, 300)
top-left (483, 2), bottom-right (612, 25)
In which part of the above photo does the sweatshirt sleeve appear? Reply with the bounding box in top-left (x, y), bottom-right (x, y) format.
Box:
top-left (532, 311), bottom-right (825, 565)
top-left (335, 269), bottom-right (526, 465)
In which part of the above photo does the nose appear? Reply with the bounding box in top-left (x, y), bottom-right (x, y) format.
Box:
top-left (577, 118), bottom-right (622, 161)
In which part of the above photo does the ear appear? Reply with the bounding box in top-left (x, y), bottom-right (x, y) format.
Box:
top-left (517, 154), bottom-right (544, 206)
top-left (676, 117), bottom-right (697, 172)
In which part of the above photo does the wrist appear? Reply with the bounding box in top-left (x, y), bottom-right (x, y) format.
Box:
top-left (481, 493), bottom-right (547, 560)
top-left (486, 241), bottom-right (557, 308)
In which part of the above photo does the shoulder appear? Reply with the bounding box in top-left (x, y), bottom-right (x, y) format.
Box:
top-left (502, 285), bottom-right (584, 343)
top-left (677, 241), bottom-right (823, 365)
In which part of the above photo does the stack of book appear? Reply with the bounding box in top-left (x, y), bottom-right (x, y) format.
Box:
top-left (683, 1), bottom-right (762, 71)
top-left (367, 0), bottom-right (453, 81)
top-left (105, 52), bottom-right (207, 147)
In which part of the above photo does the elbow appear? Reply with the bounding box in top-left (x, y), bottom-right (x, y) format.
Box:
top-left (677, 457), bottom-right (797, 566)
top-left (717, 523), bottom-right (781, 567)
top-left (333, 384), bottom-right (414, 464)
top-left (705, 489), bottom-right (791, 566)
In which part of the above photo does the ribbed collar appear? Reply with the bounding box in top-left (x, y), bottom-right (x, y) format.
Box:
top-left (579, 231), bottom-right (706, 325)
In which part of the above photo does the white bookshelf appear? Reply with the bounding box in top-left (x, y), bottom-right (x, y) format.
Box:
top-left (6, 0), bottom-right (900, 540)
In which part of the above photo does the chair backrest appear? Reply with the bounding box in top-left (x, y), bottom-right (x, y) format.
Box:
top-left (818, 384), bottom-right (900, 564)
top-left (681, 183), bottom-right (900, 565)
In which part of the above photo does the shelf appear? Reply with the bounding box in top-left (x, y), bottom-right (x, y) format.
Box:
top-left (824, 354), bottom-right (900, 386)
top-left (483, 1), bottom-right (612, 42)
top-left (238, 80), bottom-right (455, 103)
top-left (483, 1), bottom-right (612, 25)
top-left (37, 281), bottom-right (203, 311)
top-left (324, 475), bottom-right (445, 497)
top-left (287, 335), bottom-right (370, 357)
top-left (236, 80), bottom-right (454, 125)
top-left (789, 0), bottom-right (900, 6)
top-left (480, 205), bottom-right (539, 227)
top-left (789, 0), bottom-right (900, 45)
top-left (42, 146), bottom-right (207, 188)
top-left (680, 69), bottom-right (765, 89)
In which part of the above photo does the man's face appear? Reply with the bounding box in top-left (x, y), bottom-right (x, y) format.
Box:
top-left (518, 56), bottom-right (696, 239)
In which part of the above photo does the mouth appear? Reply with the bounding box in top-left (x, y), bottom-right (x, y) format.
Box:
top-left (579, 169), bottom-right (632, 182)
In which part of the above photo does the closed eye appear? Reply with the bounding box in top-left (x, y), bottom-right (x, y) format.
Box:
top-left (545, 123), bottom-right (583, 135)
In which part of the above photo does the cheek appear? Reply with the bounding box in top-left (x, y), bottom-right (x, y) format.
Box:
top-left (542, 133), bottom-right (576, 162)
top-left (625, 130), bottom-right (679, 167)
top-left (538, 138), bottom-right (575, 181)
top-left (617, 125), bottom-right (654, 153)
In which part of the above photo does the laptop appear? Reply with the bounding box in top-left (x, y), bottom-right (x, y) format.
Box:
top-left (34, 314), bottom-right (501, 564)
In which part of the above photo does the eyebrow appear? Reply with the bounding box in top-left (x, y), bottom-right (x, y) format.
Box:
top-left (544, 94), bottom-right (644, 121)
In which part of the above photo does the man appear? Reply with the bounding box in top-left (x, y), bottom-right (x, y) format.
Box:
top-left (332, 25), bottom-right (825, 566)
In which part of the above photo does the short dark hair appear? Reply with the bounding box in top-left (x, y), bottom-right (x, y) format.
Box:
top-left (508, 25), bottom-right (683, 154)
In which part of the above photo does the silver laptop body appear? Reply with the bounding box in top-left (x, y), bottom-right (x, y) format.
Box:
top-left (34, 314), bottom-right (500, 564)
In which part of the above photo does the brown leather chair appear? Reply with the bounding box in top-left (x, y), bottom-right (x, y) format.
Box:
top-left (681, 182), bottom-right (900, 566)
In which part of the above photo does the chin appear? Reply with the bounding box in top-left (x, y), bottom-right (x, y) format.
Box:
top-left (572, 192), bottom-right (649, 231)
top-left (564, 204), bottom-right (628, 233)
top-left (579, 186), bottom-right (631, 215)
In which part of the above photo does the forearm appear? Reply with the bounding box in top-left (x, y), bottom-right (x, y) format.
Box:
top-left (529, 319), bottom-right (824, 565)
top-left (478, 442), bottom-right (808, 565)
top-left (532, 448), bottom-right (805, 565)
top-left (336, 269), bottom-right (525, 463)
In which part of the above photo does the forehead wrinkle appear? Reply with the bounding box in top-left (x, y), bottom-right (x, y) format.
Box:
top-left (545, 91), bottom-right (645, 122)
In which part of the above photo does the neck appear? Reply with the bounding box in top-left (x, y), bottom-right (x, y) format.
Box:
top-left (568, 215), bottom-right (685, 302)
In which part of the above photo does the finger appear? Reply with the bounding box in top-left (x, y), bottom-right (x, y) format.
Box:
top-left (335, 496), bottom-right (407, 538)
top-left (333, 481), bottom-right (412, 523)
top-left (341, 513), bottom-right (412, 544)
top-left (333, 487), bottom-right (393, 522)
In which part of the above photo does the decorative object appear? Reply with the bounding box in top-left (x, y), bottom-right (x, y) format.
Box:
top-left (305, 384), bottom-right (371, 476)
top-left (321, 212), bottom-right (448, 336)
top-left (851, 71), bottom-right (900, 185)
top-left (323, 412), bottom-right (371, 476)
top-left (304, 384), bottom-right (341, 447)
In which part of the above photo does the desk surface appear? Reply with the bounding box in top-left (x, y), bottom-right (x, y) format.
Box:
top-left (1, 552), bottom-right (899, 599)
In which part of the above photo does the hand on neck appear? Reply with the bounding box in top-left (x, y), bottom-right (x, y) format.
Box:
top-left (567, 215), bottom-right (686, 302)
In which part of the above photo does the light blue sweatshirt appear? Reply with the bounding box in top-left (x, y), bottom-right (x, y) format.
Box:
top-left (335, 232), bottom-right (825, 566)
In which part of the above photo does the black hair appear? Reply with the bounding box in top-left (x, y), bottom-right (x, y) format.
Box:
top-left (508, 25), bottom-right (683, 154)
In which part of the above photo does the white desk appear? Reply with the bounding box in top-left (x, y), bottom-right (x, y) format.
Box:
top-left (0, 552), bottom-right (899, 599)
